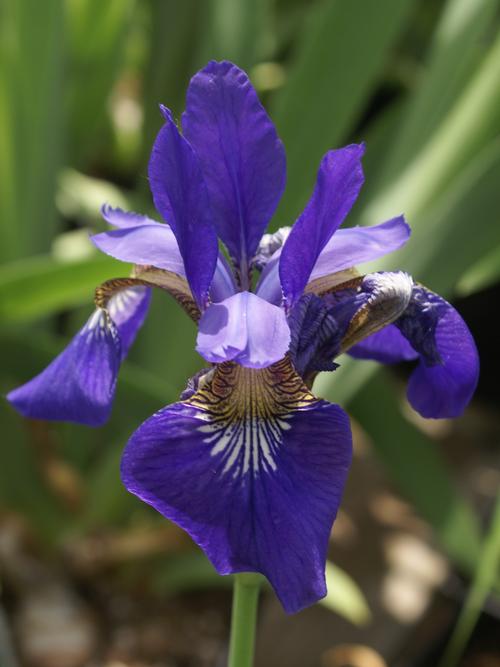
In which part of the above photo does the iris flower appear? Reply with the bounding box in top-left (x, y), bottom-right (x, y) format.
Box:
top-left (8, 61), bottom-right (479, 614)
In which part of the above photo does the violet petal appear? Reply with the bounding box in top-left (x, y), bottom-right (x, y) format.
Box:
top-left (121, 360), bottom-right (352, 613)
top-left (182, 61), bottom-right (286, 275)
top-left (399, 288), bottom-right (479, 418)
top-left (108, 286), bottom-right (151, 360)
top-left (196, 291), bottom-right (290, 368)
top-left (100, 204), bottom-right (158, 229)
top-left (92, 224), bottom-right (236, 303)
top-left (7, 310), bottom-right (121, 426)
top-left (149, 106), bottom-right (218, 307)
top-left (310, 215), bottom-right (410, 281)
top-left (349, 325), bottom-right (418, 364)
top-left (279, 144), bottom-right (365, 308)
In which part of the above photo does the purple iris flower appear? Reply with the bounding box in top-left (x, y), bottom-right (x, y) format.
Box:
top-left (7, 61), bottom-right (479, 614)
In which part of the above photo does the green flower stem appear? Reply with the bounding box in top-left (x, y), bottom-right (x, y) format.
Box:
top-left (228, 573), bottom-right (262, 667)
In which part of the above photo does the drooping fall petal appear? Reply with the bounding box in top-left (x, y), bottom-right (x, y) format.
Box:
top-left (7, 287), bottom-right (151, 426)
top-left (121, 359), bottom-right (352, 613)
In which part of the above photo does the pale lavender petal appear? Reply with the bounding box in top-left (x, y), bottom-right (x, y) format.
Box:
top-left (101, 204), bottom-right (159, 229)
top-left (121, 360), bottom-right (352, 613)
top-left (211, 255), bottom-right (238, 302)
top-left (257, 216), bottom-right (410, 305)
top-left (196, 291), bottom-right (290, 368)
top-left (7, 310), bottom-right (120, 426)
top-left (108, 286), bottom-right (151, 359)
top-left (182, 61), bottom-right (286, 275)
top-left (349, 325), bottom-right (418, 364)
top-left (279, 144), bottom-right (365, 308)
top-left (149, 106), bottom-right (218, 307)
top-left (310, 216), bottom-right (410, 281)
top-left (92, 225), bottom-right (236, 302)
top-left (255, 254), bottom-right (282, 305)
top-left (91, 224), bottom-right (186, 276)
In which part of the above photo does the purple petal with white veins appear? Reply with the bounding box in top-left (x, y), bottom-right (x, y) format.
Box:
top-left (182, 61), bottom-right (286, 276)
top-left (149, 106), bottom-right (218, 307)
top-left (196, 291), bottom-right (290, 368)
top-left (8, 285), bottom-right (153, 426)
top-left (279, 144), bottom-right (365, 308)
top-left (349, 324), bottom-right (418, 364)
top-left (310, 216), bottom-right (410, 281)
top-left (121, 359), bottom-right (352, 613)
top-left (7, 310), bottom-right (120, 426)
top-left (101, 204), bottom-right (159, 229)
top-left (108, 286), bottom-right (151, 359)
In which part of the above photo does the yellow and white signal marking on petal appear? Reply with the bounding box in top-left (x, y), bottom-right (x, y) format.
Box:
top-left (107, 286), bottom-right (146, 320)
top-left (187, 357), bottom-right (316, 478)
top-left (83, 308), bottom-right (118, 345)
top-left (95, 269), bottom-right (199, 322)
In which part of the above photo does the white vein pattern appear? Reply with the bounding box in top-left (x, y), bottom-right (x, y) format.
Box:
top-left (108, 286), bottom-right (147, 323)
top-left (188, 358), bottom-right (315, 480)
top-left (84, 308), bottom-right (111, 339)
top-left (83, 308), bottom-right (120, 354)
top-left (199, 414), bottom-right (292, 477)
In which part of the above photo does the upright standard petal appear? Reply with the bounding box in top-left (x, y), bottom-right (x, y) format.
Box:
top-left (7, 310), bottom-right (121, 426)
top-left (149, 106), bottom-right (218, 307)
top-left (182, 61), bottom-right (286, 281)
top-left (121, 358), bottom-right (352, 613)
top-left (196, 291), bottom-right (290, 369)
top-left (279, 144), bottom-right (365, 309)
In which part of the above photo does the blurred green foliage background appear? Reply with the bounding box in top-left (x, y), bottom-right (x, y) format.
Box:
top-left (1, 0), bottom-right (500, 663)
